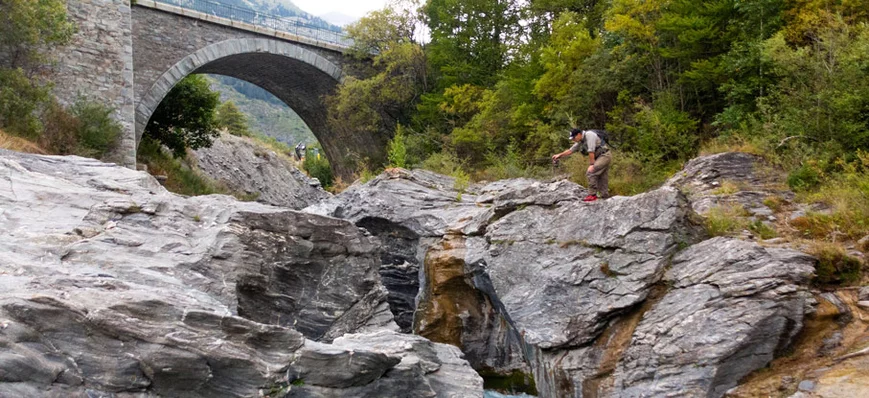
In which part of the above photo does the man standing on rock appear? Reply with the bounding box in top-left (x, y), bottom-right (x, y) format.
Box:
top-left (552, 128), bottom-right (612, 202)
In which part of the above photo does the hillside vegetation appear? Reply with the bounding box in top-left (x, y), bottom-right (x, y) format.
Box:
top-left (207, 75), bottom-right (316, 146)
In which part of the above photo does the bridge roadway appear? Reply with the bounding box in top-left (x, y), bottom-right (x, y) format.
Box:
top-left (53, 0), bottom-right (384, 180)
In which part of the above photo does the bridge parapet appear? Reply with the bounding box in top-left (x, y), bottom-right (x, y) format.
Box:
top-left (137, 0), bottom-right (352, 52)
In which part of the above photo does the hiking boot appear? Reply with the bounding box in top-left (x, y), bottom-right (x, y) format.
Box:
top-left (582, 194), bottom-right (598, 202)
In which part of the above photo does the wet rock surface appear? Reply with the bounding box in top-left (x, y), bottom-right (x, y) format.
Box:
top-left (192, 133), bottom-right (330, 209)
top-left (0, 151), bottom-right (481, 397)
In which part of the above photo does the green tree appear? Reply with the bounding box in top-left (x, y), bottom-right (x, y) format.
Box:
top-left (215, 101), bottom-right (251, 137)
top-left (326, 2), bottom-right (428, 169)
top-left (144, 75), bottom-right (221, 157)
top-left (345, 5), bottom-right (418, 56)
top-left (759, 24), bottom-right (869, 152)
top-left (0, 0), bottom-right (76, 69)
top-left (424, 0), bottom-right (520, 89)
top-left (0, 68), bottom-right (50, 137)
top-left (388, 124), bottom-right (408, 168)
top-left (0, 0), bottom-right (75, 137)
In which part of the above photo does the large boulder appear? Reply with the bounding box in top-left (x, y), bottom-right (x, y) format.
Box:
top-left (465, 184), bottom-right (703, 396)
top-left (610, 238), bottom-right (815, 397)
top-left (288, 330), bottom-right (483, 397)
top-left (192, 133), bottom-right (329, 209)
top-left (306, 168), bottom-right (493, 334)
top-left (0, 151), bottom-right (482, 397)
top-left (314, 166), bottom-right (821, 398)
top-left (664, 151), bottom-right (792, 216)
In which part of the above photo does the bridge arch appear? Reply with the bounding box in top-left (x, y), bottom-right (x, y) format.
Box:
top-left (135, 38), bottom-right (372, 180)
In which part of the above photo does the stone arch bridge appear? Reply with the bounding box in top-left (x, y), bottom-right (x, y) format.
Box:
top-left (54, 0), bottom-right (385, 180)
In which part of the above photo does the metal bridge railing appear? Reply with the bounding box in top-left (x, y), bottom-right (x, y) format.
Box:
top-left (153, 0), bottom-right (352, 47)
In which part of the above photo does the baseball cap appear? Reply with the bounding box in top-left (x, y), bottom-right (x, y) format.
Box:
top-left (569, 128), bottom-right (582, 139)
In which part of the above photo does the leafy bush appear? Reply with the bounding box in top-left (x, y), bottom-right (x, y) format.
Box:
top-left (480, 140), bottom-right (534, 181)
top-left (388, 124), bottom-right (408, 168)
top-left (421, 150), bottom-right (467, 176)
top-left (145, 75), bottom-right (220, 158)
top-left (303, 147), bottom-right (333, 189)
top-left (70, 98), bottom-right (121, 158)
top-left (0, 68), bottom-right (50, 138)
top-left (794, 151), bottom-right (869, 241)
top-left (452, 168), bottom-right (470, 201)
top-left (787, 164), bottom-right (822, 191)
top-left (40, 100), bottom-right (80, 155)
top-left (136, 136), bottom-right (225, 196)
top-left (807, 242), bottom-right (863, 285)
top-left (39, 97), bottom-right (121, 160)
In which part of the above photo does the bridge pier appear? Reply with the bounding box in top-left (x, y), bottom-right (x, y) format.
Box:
top-left (54, 0), bottom-right (137, 168)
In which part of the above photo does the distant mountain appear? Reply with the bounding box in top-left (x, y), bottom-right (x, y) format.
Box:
top-left (191, 0), bottom-right (343, 32)
top-left (319, 11), bottom-right (357, 27)
top-left (205, 75), bottom-right (317, 146)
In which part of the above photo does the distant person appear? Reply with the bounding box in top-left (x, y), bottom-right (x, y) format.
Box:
top-left (294, 142), bottom-right (305, 161)
top-left (551, 128), bottom-right (612, 202)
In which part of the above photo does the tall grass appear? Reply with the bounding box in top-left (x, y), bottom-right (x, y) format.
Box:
top-left (137, 136), bottom-right (226, 197)
top-left (0, 128), bottom-right (46, 154)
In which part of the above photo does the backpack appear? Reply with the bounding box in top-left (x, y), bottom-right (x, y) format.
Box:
top-left (577, 130), bottom-right (614, 156)
top-left (586, 129), bottom-right (612, 148)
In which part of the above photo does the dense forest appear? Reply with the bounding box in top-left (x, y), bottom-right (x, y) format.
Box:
top-left (332, 0), bottom-right (869, 196)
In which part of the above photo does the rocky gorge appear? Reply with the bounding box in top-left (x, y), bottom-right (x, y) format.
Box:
top-left (1, 149), bottom-right (867, 397)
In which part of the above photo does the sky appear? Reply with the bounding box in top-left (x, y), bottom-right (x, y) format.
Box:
top-left (292, 0), bottom-right (388, 19)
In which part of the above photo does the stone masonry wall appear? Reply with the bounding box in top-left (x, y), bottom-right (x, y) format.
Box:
top-left (130, 4), bottom-right (346, 110)
top-left (54, 0), bottom-right (136, 168)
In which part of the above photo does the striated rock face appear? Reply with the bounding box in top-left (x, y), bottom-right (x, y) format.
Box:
top-left (288, 330), bottom-right (483, 397)
top-left (306, 168), bottom-right (493, 338)
top-left (192, 133), bottom-right (330, 209)
top-left (664, 151), bottom-right (792, 216)
top-left (467, 184), bottom-right (704, 396)
top-left (306, 169), bottom-right (541, 381)
top-left (610, 238), bottom-right (815, 397)
top-left (0, 151), bottom-right (482, 397)
top-left (315, 166), bottom-right (821, 398)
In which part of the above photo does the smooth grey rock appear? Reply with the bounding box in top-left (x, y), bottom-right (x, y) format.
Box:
top-left (859, 286), bottom-right (869, 301)
top-left (288, 330), bottom-right (483, 397)
top-left (2, 151), bottom-right (481, 396)
top-left (478, 187), bottom-right (700, 349)
top-left (304, 169), bottom-right (490, 335)
top-left (305, 168), bottom-right (488, 238)
top-left (311, 170), bottom-right (600, 387)
top-left (192, 133), bottom-right (330, 209)
top-left (857, 301), bottom-right (869, 310)
top-left (818, 331), bottom-right (844, 357)
top-left (798, 380), bottom-right (816, 391)
top-left (355, 217), bottom-right (424, 333)
top-left (610, 238), bottom-right (815, 398)
top-left (665, 152), bottom-right (792, 215)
